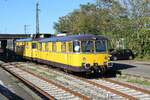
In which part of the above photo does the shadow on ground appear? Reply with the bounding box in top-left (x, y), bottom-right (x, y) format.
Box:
top-left (112, 62), bottom-right (136, 70)
top-left (0, 84), bottom-right (24, 100)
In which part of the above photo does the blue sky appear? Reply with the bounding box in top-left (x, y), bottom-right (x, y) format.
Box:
top-left (0, 0), bottom-right (94, 34)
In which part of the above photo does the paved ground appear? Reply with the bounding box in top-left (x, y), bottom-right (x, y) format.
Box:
top-left (0, 67), bottom-right (41, 100)
top-left (112, 60), bottom-right (150, 78)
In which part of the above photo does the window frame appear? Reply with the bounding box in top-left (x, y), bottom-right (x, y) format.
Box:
top-left (95, 40), bottom-right (107, 53)
top-left (81, 40), bottom-right (94, 53)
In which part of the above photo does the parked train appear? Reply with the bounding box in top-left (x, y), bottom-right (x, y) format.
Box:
top-left (15, 34), bottom-right (112, 73)
top-left (0, 40), bottom-right (7, 57)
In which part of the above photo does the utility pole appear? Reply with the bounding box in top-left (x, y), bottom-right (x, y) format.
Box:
top-left (36, 0), bottom-right (40, 38)
top-left (24, 25), bottom-right (30, 38)
top-left (24, 25), bottom-right (28, 34)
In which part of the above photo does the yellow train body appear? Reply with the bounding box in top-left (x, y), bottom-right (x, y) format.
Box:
top-left (15, 34), bottom-right (112, 72)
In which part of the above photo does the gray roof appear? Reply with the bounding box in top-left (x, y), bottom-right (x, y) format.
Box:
top-left (39, 34), bottom-right (108, 42)
top-left (15, 34), bottom-right (108, 42)
top-left (0, 34), bottom-right (31, 40)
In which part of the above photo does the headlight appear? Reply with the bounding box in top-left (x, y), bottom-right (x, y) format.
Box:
top-left (82, 57), bottom-right (86, 62)
top-left (82, 63), bottom-right (90, 69)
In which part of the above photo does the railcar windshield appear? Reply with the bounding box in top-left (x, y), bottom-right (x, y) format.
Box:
top-left (95, 40), bottom-right (107, 52)
top-left (81, 40), bottom-right (94, 52)
top-left (73, 39), bottom-right (107, 53)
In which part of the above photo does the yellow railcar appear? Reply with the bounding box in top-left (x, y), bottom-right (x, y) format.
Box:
top-left (15, 38), bottom-right (32, 59)
top-left (37, 34), bottom-right (112, 72)
top-left (15, 34), bottom-right (112, 73)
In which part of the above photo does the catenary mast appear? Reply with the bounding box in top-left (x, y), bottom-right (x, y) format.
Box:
top-left (35, 0), bottom-right (40, 38)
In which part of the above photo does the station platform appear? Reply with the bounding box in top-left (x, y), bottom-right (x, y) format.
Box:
top-left (112, 60), bottom-right (150, 79)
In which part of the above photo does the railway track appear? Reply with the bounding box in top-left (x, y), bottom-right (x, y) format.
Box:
top-left (10, 61), bottom-right (150, 100)
top-left (90, 79), bottom-right (150, 99)
top-left (0, 61), bottom-right (88, 100)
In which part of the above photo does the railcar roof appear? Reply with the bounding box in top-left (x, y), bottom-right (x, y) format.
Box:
top-left (16, 38), bottom-right (32, 42)
top-left (39, 34), bottom-right (108, 42)
top-left (16, 38), bottom-right (44, 42)
top-left (32, 38), bottom-right (43, 41)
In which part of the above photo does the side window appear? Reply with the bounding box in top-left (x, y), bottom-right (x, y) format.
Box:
top-left (61, 42), bottom-right (66, 52)
top-left (38, 43), bottom-right (40, 50)
top-left (22, 42), bottom-right (25, 49)
top-left (73, 41), bottom-right (80, 52)
top-left (39, 43), bottom-right (42, 51)
top-left (26, 42), bottom-right (28, 48)
top-left (22, 42), bottom-right (24, 46)
top-left (32, 43), bottom-right (37, 49)
top-left (52, 42), bottom-right (56, 52)
top-left (49, 42), bottom-right (52, 51)
top-left (45, 42), bottom-right (48, 51)
top-left (24, 42), bottom-right (26, 47)
top-left (68, 42), bottom-right (73, 52)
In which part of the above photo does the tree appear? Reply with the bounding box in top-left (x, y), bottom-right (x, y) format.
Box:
top-left (53, 0), bottom-right (150, 59)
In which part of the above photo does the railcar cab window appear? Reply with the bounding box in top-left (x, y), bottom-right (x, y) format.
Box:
top-left (81, 40), bottom-right (94, 53)
top-left (73, 41), bottom-right (80, 52)
top-left (95, 40), bottom-right (107, 52)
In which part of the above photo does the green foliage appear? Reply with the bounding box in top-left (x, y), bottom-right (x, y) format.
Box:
top-left (53, 0), bottom-right (150, 59)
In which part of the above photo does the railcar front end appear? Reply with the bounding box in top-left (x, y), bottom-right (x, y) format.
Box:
top-left (67, 39), bottom-right (112, 73)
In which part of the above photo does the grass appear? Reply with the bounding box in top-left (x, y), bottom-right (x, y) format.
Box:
top-left (127, 79), bottom-right (150, 86)
top-left (134, 56), bottom-right (150, 62)
top-left (23, 66), bottom-right (56, 79)
top-left (117, 75), bottom-right (150, 86)
top-left (29, 68), bottom-right (37, 71)
top-left (39, 71), bottom-right (56, 79)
